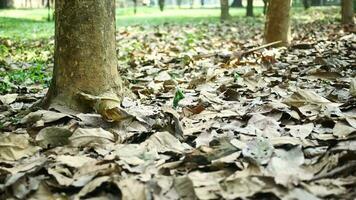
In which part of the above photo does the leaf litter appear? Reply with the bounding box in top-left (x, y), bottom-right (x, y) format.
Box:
top-left (0, 9), bottom-right (356, 200)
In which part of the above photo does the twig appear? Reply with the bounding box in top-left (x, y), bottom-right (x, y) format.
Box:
top-left (310, 161), bottom-right (356, 181)
top-left (193, 40), bottom-right (282, 60)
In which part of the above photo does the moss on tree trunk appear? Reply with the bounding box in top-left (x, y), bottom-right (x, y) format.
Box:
top-left (264, 0), bottom-right (292, 47)
top-left (43, 0), bottom-right (124, 112)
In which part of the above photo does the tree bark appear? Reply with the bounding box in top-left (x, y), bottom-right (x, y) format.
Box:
top-left (220, 0), bottom-right (230, 21)
top-left (230, 0), bottom-right (243, 8)
top-left (44, 0), bottom-right (124, 112)
top-left (341, 0), bottom-right (354, 24)
top-left (264, 0), bottom-right (292, 47)
top-left (246, 0), bottom-right (253, 17)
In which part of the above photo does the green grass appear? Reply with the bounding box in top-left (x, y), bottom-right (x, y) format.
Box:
top-left (0, 7), bottom-right (265, 40)
top-left (0, 6), bottom-right (341, 40)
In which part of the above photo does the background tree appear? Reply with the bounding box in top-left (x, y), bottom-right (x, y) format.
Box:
top-left (303, 0), bottom-right (311, 9)
top-left (0, 0), bottom-right (12, 8)
top-left (230, 0), bottom-right (243, 8)
top-left (341, 0), bottom-right (354, 24)
top-left (177, 0), bottom-right (182, 8)
top-left (133, 0), bottom-right (138, 14)
top-left (43, 0), bottom-right (124, 112)
top-left (246, 0), bottom-right (253, 17)
top-left (220, 0), bottom-right (231, 21)
top-left (263, 0), bottom-right (268, 15)
top-left (159, 0), bottom-right (165, 11)
top-left (264, 0), bottom-right (292, 46)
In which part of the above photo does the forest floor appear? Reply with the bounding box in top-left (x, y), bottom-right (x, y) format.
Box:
top-left (0, 7), bottom-right (356, 200)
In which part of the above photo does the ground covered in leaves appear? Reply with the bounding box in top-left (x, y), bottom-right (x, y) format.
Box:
top-left (0, 8), bottom-right (356, 200)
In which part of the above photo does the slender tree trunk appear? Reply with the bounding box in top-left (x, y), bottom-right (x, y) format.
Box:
top-left (341, 0), bottom-right (354, 24)
top-left (133, 0), bottom-right (137, 14)
top-left (263, 0), bottom-right (268, 15)
top-left (44, 0), bottom-right (124, 112)
top-left (220, 0), bottom-right (230, 21)
top-left (200, 0), bottom-right (205, 7)
top-left (246, 0), bottom-right (253, 17)
top-left (230, 0), bottom-right (243, 8)
top-left (177, 0), bottom-right (182, 8)
top-left (159, 0), bottom-right (165, 11)
top-left (303, 0), bottom-right (311, 9)
top-left (264, 0), bottom-right (292, 47)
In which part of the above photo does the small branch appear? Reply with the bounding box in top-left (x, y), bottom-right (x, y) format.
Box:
top-left (310, 161), bottom-right (356, 181)
top-left (193, 40), bottom-right (282, 60)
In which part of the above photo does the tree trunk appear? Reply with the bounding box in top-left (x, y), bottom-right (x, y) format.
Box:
top-left (159, 0), bottom-right (165, 11)
top-left (230, 0), bottom-right (243, 8)
top-left (341, 0), bottom-right (354, 24)
top-left (263, 0), bottom-right (268, 15)
top-left (44, 0), bottom-right (124, 112)
top-left (246, 0), bottom-right (253, 17)
top-left (133, 0), bottom-right (137, 14)
top-left (264, 0), bottom-right (292, 47)
top-left (220, 0), bottom-right (230, 21)
top-left (303, 0), bottom-right (311, 9)
top-left (0, 0), bottom-right (13, 8)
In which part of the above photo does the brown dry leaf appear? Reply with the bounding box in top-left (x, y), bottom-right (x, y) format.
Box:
top-left (242, 137), bottom-right (274, 165)
top-left (283, 89), bottom-right (331, 107)
top-left (56, 155), bottom-right (95, 168)
top-left (266, 146), bottom-right (313, 187)
top-left (333, 121), bottom-right (356, 138)
top-left (0, 133), bottom-right (41, 161)
top-left (0, 93), bottom-right (18, 105)
top-left (141, 131), bottom-right (189, 153)
top-left (21, 110), bottom-right (72, 125)
top-left (35, 126), bottom-right (73, 148)
top-left (69, 128), bottom-right (115, 147)
top-left (286, 123), bottom-right (314, 139)
top-left (116, 177), bottom-right (148, 200)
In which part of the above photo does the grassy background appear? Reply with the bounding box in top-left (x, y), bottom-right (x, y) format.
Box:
top-left (0, 7), bottom-right (265, 40)
top-left (0, 6), bottom-right (341, 40)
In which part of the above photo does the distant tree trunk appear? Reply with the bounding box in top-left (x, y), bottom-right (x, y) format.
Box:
top-left (0, 0), bottom-right (13, 8)
top-left (263, 0), bottom-right (268, 15)
top-left (47, 0), bottom-right (51, 21)
top-left (201, 0), bottom-right (205, 7)
top-left (159, 0), bottom-right (165, 11)
top-left (303, 0), bottom-right (311, 9)
top-left (220, 0), bottom-right (231, 21)
top-left (177, 0), bottom-right (182, 8)
top-left (264, 0), bottom-right (292, 47)
top-left (230, 0), bottom-right (243, 8)
top-left (43, 0), bottom-right (124, 112)
top-left (246, 0), bottom-right (253, 17)
top-left (133, 0), bottom-right (137, 14)
top-left (341, 0), bottom-right (354, 24)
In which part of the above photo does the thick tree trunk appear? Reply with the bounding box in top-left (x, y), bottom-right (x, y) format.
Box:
top-left (264, 0), bottom-right (292, 47)
top-left (220, 0), bottom-right (230, 21)
top-left (230, 0), bottom-right (243, 8)
top-left (341, 0), bottom-right (354, 24)
top-left (246, 0), bottom-right (253, 17)
top-left (44, 0), bottom-right (123, 112)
